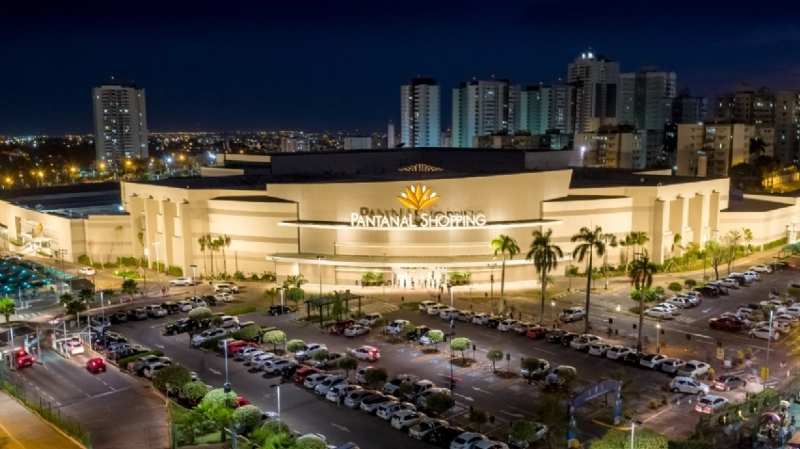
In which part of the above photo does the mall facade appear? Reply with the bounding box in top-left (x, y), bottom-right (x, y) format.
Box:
top-left (1, 149), bottom-right (798, 287)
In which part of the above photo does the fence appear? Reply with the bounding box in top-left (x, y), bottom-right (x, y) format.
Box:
top-left (0, 366), bottom-right (92, 448)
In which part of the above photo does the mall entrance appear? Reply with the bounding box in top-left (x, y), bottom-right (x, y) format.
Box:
top-left (392, 266), bottom-right (448, 290)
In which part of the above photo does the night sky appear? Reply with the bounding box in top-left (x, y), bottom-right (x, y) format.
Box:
top-left (2, 0), bottom-right (799, 134)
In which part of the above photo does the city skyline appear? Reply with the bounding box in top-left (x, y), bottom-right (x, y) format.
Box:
top-left (1, 0), bottom-right (799, 134)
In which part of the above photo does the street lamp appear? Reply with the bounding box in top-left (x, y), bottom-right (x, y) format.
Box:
top-left (190, 265), bottom-right (198, 297)
top-left (223, 339), bottom-right (230, 392)
top-left (655, 322), bottom-right (661, 353)
top-left (270, 383), bottom-right (282, 420)
top-left (316, 255), bottom-right (323, 297)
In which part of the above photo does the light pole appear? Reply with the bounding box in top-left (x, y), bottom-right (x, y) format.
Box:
top-left (190, 264), bottom-right (198, 298)
top-left (630, 420), bottom-right (636, 449)
top-left (223, 339), bottom-right (231, 392)
top-left (655, 322), bottom-right (661, 353)
top-left (270, 384), bottom-right (282, 419)
top-left (766, 309), bottom-right (774, 378)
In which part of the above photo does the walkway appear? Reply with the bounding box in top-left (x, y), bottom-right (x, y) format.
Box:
top-left (0, 391), bottom-right (84, 449)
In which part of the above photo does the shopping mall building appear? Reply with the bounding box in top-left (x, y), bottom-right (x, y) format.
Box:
top-left (1, 149), bottom-right (798, 287)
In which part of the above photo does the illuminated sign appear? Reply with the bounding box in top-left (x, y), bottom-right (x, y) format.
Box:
top-left (350, 184), bottom-right (487, 229)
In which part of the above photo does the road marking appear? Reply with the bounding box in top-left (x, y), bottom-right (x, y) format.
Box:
top-left (500, 410), bottom-right (525, 418)
top-left (453, 393), bottom-right (474, 402)
top-left (154, 344), bottom-right (165, 349)
top-left (471, 386), bottom-right (491, 394)
top-left (208, 368), bottom-right (222, 375)
top-left (331, 423), bottom-right (350, 432)
top-left (701, 308), bottom-right (712, 314)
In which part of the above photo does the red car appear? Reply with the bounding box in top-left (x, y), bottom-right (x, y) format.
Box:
top-left (526, 325), bottom-right (547, 339)
top-left (235, 395), bottom-right (250, 407)
top-left (13, 349), bottom-right (35, 369)
top-left (86, 357), bottom-right (107, 374)
top-left (227, 340), bottom-right (256, 356)
top-left (708, 317), bottom-right (746, 331)
top-left (292, 366), bottom-right (321, 384)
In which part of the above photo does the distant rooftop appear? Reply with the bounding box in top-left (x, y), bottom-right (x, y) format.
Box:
top-left (211, 195), bottom-right (293, 203)
top-left (127, 175), bottom-right (271, 190)
top-left (0, 182), bottom-right (125, 218)
top-left (723, 198), bottom-right (789, 213)
top-left (569, 168), bottom-right (723, 188)
top-left (545, 194), bottom-right (628, 202)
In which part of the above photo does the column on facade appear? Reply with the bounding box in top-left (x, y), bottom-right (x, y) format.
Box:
top-left (178, 201), bottom-right (194, 277)
top-left (143, 197), bottom-right (160, 268)
top-left (670, 195), bottom-right (693, 248)
top-left (160, 199), bottom-right (176, 269)
top-left (652, 198), bottom-right (671, 263)
top-left (689, 192), bottom-right (710, 245)
top-left (709, 191), bottom-right (720, 241)
top-left (126, 195), bottom-right (145, 257)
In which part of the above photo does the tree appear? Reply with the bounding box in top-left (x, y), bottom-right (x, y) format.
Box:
top-left (425, 329), bottom-right (444, 350)
top-left (200, 388), bottom-right (238, 409)
top-left (450, 337), bottom-right (471, 360)
top-left (704, 240), bottom-right (725, 280)
top-left (425, 392), bottom-right (455, 416)
top-left (153, 364), bottom-right (192, 394)
top-left (527, 228), bottom-right (563, 323)
top-left (337, 356), bottom-right (358, 379)
top-left (59, 293), bottom-right (86, 318)
top-left (181, 381), bottom-right (209, 405)
top-left (629, 250), bottom-right (658, 351)
top-left (232, 404), bottom-right (262, 433)
top-left (520, 358), bottom-right (547, 383)
top-left (724, 230), bottom-right (743, 274)
top-left (263, 330), bottom-right (287, 352)
top-left (743, 228), bottom-right (754, 253)
top-left (283, 274), bottom-right (307, 289)
top-left (667, 282), bottom-right (682, 293)
top-left (486, 349), bottom-right (503, 373)
top-left (490, 234), bottom-right (520, 310)
top-left (263, 288), bottom-right (278, 306)
top-left (510, 420), bottom-right (539, 447)
top-left (188, 306), bottom-right (212, 322)
top-left (629, 231), bottom-right (650, 258)
top-left (0, 297), bottom-right (15, 322)
top-left (286, 339), bottom-right (306, 353)
top-left (468, 407), bottom-right (488, 431)
top-left (312, 349), bottom-right (330, 365)
top-left (219, 235), bottom-right (232, 276)
top-left (121, 278), bottom-right (137, 296)
top-left (233, 324), bottom-right (262, 342)
top-left (671, 233), bottom-right (683, 257)
top-left (198, 236), bottom-right (208, 276)
top-left (363, 367), bottom-right (388, 388)
top-left (571, 226), bottom-right (607, 333)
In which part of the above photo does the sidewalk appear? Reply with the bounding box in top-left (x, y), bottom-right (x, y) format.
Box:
top-left (0, 391), bottom-right (84, 449)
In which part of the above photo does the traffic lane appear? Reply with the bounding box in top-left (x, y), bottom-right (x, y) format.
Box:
top-left (112, 321), bottom-right (430, 449)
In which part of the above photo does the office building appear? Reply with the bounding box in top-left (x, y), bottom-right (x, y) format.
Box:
top-left (714, 87), bottom-right (775, 125)
top-left (451, 79), bottom-right (519, 147)
top-left (400, 78), bottom-right (441, 147)
top-left (567, 51), bottom-right (620, 133)
top-left (618, 69), bottom-right (677, 130)
top-left (672, 90), bottom-right (708, 124)
top-left (517, 84), bottom-right (574, 135)
top-left (575, 126), bottom-right (642, 169)
top-left (92, 84), bottom-right (148, 164)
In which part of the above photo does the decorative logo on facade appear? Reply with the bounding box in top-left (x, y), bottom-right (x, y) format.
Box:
top-left (349, 184), bottom-right (487, 229)
top-left (397, 184), bottom-right (439, 211)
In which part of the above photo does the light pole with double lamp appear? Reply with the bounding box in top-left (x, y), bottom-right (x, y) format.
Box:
top-left (190, 264), bottom-right (198, 297)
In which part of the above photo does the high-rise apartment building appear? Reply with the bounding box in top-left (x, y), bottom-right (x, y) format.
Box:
top-left (451, 79), bottom-right (519, 147)
top-left (400, 78), bottom-right (441, 147)
top-left (714, 87), bottom-right (775, 125)
top-left (567, 51), bottom-right (620, 133)
top-left (774, 90), bottom-right (800, 163)
top-left (517, 84), bottom-right (573, 135)
top-left (618, 69), bottom-right (676, 130)
top-left (575, 126), bottom-right (642, 169)
top-left (671, 90), bottom-right (708, 124)
top-left (92, 83), bottom-right (148, 164)
top-left (676, 123), bottom-right (774, 177)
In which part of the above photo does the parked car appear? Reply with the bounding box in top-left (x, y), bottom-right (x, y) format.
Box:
top-left (471, 313), bottom-right (490, 325)
top-left (429, 425), bottom-right (466, 448)
top-left (621, 351), bottom-right (642, 366)
top-left (670, 376), bottom-right (709, 395)
top-left (418, 301), bottom-right (436, 312)
top-left (525, 325), bottom-right (547, 339)
top-left (214, 292), bottom-right (234, 303)
top-left (292, 366), bottom-right (321, 384)
top-left (644, 306), bottom-right (673, 319)
top-left (559, 307), bottom-right (585, 323)
top-left (677, 360), bottom-right (711, 378)
top-left (327, 384), bottom-right (362, 403)
top-left (384, 374), bottom-right (419, 395)
top-left (659, 358), bottom-right (686, 374)
top-left (64, 337), bottom-right (85, 355)
top-left (449, 432), bottom-right (487, 449)
top-left (519, 358), bottom-right (549, 380)
top-left (544, 329), bottom-right (566, 343)
top-left (497, 319), bottom-right (519, 332)
top-left (508, 423), bottom-right (547, 448)
top-left (314, 375), bottom-right (346, 396)
top-left (358, 313), bottom-right (383, 327)
top-left (750, 326), bottom-right (780, 340)
top-left (709, 316), bottom-right (748, 331)
top-left (639, 354), bottom-right (668, 369)
top-left (569, 334), bottom-right (600, 351)
top-left (471, 440), bottom-right (509, 449)
top-left (605, 346), bottom-right (634, 361)
top-left (695, 395), bottom-right (729, 414)
top-left (409, 418), bottom-right (449, 440)
top-left (344, 324), bottom-right (370, 337)
top-left (146, 304), bottom-right (167, 318)
top-left (391, 410), bottom-right (427, 431)
top-left (268, 305), bottom-right (295, 316)
top-left (455, 310), bottom-right (474, 322)
top-left (191, 328), bottom-right (227, 347)
top-left (303, 373), bottom-right (331, 389)
top-left (438, 308), bottom-right (458, 321)
top-left (427, 304), bottom-right (448, 316)
top-left (713, 375), bottom-right (746, 391)
top-left (128, 308), bottom-right (148, 320)
top-left (170, 277), bottom-right (196, 287)
top-left (361, 393), bottom-right (396, 414)
top-left (385, 320), bottom-right (410, 335)
top-left (376, 400), bottom-right (416, 420)
top-left (344, 389), bottom-right (378, 409)
top-left (213, 282), bottom-right (240, 293)
top-left (295, 343), bottom-right (328, 361)
top-left (78, 266), bottom-right (96, 276)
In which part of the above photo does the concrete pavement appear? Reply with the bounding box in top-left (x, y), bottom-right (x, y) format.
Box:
top-left (0, 391), bottom-right (85, 449)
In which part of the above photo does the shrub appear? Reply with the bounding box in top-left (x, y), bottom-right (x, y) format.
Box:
top-left (450, 337), bottom-right (471, 359)
top-left (233, 324), bottom-right (262, 341)
top-left (337, 356), bottom-right (358, 377)
top-left (200, 388), bottom-right (238, 409)
top-left (152, 364), bottom-right (192, 393)
top-left (260, 271), bottom-right (277, 282)
top-left (684, 279), bottom-right (697, 288)
top-left (286, 339), bottom-right (306, 353)
top-left (188, 306), bottom-right (213, 321)
top-left (591, 428), bottom-right (667, 449)
top-left (77, 254), bottom-right (91, 265)
top-left (468, 407), bottom-right (488, 430)
top-left (295, 435), bottom-right (327, 449)
top-left (363, 367), bottom-right (388, 387)
top-left (668, 282), bottom-right (682, 292)
top-left (448, 271), bottom-right (471, 286)
top-left (487, 349), bottom-right (503, 372)
top-left (233, 271), bottom-right (245, 281)
top-left (232, 404), bottom-right (262, 433)
top-left (181, 381), bottom-right (209, 405)
top-left (263, 330), bottom-right (287, 351)
top-left (425, 330), bottom-right (444, 347)
top-left (425, 392), bottom-right (455, 416)
top-left (510, 420), bottom-right (539, 446)
top-left (286, 287), bottom-right (304, 303)
top-left (361, 271), bottom-right (385, 286)
top-left (117, 256), bottom-right (139, 267)
top-left (167, 265), bottom-right (183, 277)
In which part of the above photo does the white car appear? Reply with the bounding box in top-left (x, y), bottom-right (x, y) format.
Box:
top-left (658, 303), bottom-right (680, 313)
top-left (743, 271), bottom-right (760, 282)
top-left (350, 345), bottom-right (380, 361)
top-left (718, 278), bottom-right (740, 289)
top-left (605, 346), bottom-right (634, 360)
top-left (695, 395), bottom-right (729, 414)
top-left (191, 328), bottom-right (227, 347)
top-left (559, 307), bottom-right (586, 323)
top-left (471, 313), bottom-right (490, 325)
top-left (314, 376), bottom-right (346, 396)
top-left (569, 334), bottom-right (600, 351)
top-left (358, 313), bottom-right (383, 327)
top-left (78, 266), bottom-right (96, 276)
top-left (753, 321), bottom-right (789, 333)
top-left (327, 384), bottom-right (361, 403)
top-left (450, 432), bottom-right (488, 449)
top-left (303, 373), bottom-right (330, 389)
top-left (749, 265), bottom-right (772, 274)
top-left (64, 338), bottom-right (85, 355)
top-left (143, 362), bottom-right (168, 379)
top-left (750, 326), bottom-right (780, 340)
top-left (390, 410), bottom-right (426, 430)
top-left (639, 354), bottom-right (668, 369)
top-left (471, 441), bottom-right (509, 449)
top-left (295, 343), bottom-right (328, 361)
top-left (418, 301), bottom-right (436, 312)
top-left (385, 320), bottom-right (410, 335)
top-left (667, 296), bottom-right (694, 308)
top-left (497, 319), bottom-right (518, 332)
top-left (213, 282), bottom-right (240, 293)
top-left (587, 343), bottom-right (610, 356)
top-left (345, 324), bottom-right (370, 337)
top-left (677, 360), bottom-right (711, 378)
top-left (645, 306), bottom-right (672, 319)
top-left (220, 315), bottom-right (239, 329)
top-left (234, 347), bottom-right (260, 361)
top-left (177, 301), bottom-right (193, 312)
top-left (660, 358), bottom-right (686, 374)
top-left (670, 376), bottom-right (709, 395)
top-left (169, 277), bottom-right (196, 287)
top-left (214, 292), bottom-right (234, 303)
top-left (377, 401), bottom-right (416, 420)
top-left (427, 304), bottom-right (447, 315)
top-left (438, 307), bottom-right (458, 320)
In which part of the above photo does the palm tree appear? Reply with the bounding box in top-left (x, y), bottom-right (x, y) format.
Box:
top-left (629, 231), bottom-right (650, 259)
top-left (198, 236), bottom-right (208, 276)
top-left (491, 234), bottom-right (520, 312)
top-left (629, 250), bottom-right (657, 351)
top-left (743, 228), bottom-right (754, 253)
top-left (600, 233), bottom-right (617, 290)
top-left (671, 233), bottom-right (683, 257)
top-left (571, 226), bottom-right (607, 333)
top-left (527, 229), bottom-right (563, 324)
top-left (219, 235), bottom-right (232, 276)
